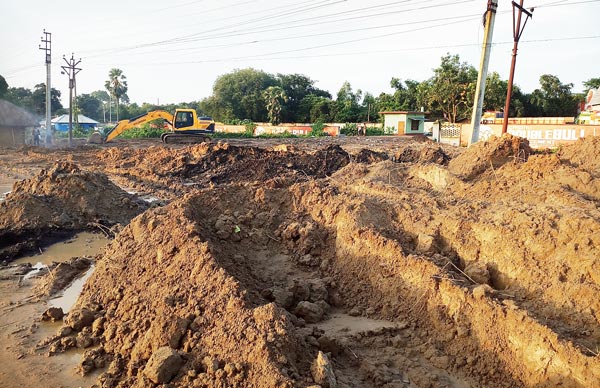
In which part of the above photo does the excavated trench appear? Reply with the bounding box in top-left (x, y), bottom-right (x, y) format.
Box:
top-left (2, 135), bottom-right (600, 388)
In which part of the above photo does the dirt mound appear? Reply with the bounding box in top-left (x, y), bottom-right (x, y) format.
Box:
top-left (0, 161), bottom-right (148, 261)
top-left (186, 143), bottom-right (350, 184)
top-left (353, 149), bottom-right (389, 164)
top-left (51, 194), bottom-right (312, 387)
top-left (557, 135), bottom-right (600, 175)
top-left (392, 144), bottom-right (450, 165)
top-left (96, 143), bottom-right (354, 197)
top-left (448, 134), bottom-right (532, 179)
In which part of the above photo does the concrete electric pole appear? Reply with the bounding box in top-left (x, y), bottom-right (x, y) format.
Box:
top-left (61, 54), bottom-right (82, 148)
top-left (502, 0), bottom-right (533, 134)
top-left (39, 30), bottom-right (51, 146)
top-left (469, 0), bottom-right (498, 146)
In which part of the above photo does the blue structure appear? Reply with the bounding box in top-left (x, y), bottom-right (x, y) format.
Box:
top-left (51, 114), bottom-right (99, 132)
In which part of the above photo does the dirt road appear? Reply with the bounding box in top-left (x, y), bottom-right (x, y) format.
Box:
top-left (0, 135), bottom-right (598, 387)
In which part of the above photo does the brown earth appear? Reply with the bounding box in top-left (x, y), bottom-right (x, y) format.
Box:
top-left (0, 134), bottom-right (599, 388)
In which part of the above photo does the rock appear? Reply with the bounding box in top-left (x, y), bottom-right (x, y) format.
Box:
top-left (290, 279), bottom-right (311, 302)
top-left (58, 325), bottom-right (73, 337)
top-left (64, 308), bottom-right (95, 331)
top-left (318, 335), bottom-right (341, 356)
top-left (76, 329), bottom-right (94, 348)
top-left (464, 262), bottom-right (490, 285)
top-left (203, 356), bottom-right (220, 374)
top-left (416, 234), bottom-right (436, 254)
top-left (272, 287), bottom-right (294, 309)
top-left (144, 347), bottom-right (183, 384)
top-left (311, 351), bottom-right (337, 388)
top-left (308, 279), bottom-right (329, 302)
top-left (42, 307), bottom-right (64, 322)
top-left (472, 284), bottom-right (494, 299)
top-left (294, 301), bottom-right (324, 323)
top-left (87, 131), bottom-right (103, 144)
top-left (348, 307), bottom-right (362, 317)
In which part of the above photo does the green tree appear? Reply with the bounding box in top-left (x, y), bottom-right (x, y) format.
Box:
top-left (529, 74), bottom-right (577, 117)
top-left (334, 81), bottom-right (362, 122)
top-left (31, 83), bottom-right (62, 115)
top-left (277, 73), bottom-right (330, 123)
top-left (0, 75), bottom-right (7, 98)
top-left (420, 54), bottom-right (477, 122)
top-left (104, 68), bottom-right (128, 121)
top-left (205, 68), bottom-right (277, 122)
top-left (4, 87), bottom-right (33, 110)
top-left (91, 90), bottom-right (110, 122)
top-left (76, 93), bottom-right (102, 121)
top-left (583, 77), bottom-right (600, 93)
top-left (263, 86), bottom-right (288, 125)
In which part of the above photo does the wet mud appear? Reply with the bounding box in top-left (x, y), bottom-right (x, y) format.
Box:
top-left (0, 135), bottom-right (599, 387)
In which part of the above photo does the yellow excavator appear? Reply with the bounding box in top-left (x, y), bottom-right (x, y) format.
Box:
top-left (104, 109), bottom-right (215, 143)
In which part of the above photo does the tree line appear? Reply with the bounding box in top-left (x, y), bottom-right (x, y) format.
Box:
top-left (1, 54), bottom-right (599, 125)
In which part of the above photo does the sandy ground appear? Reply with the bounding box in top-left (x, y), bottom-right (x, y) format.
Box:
top-left (0, 135), bottom-right (599, 388)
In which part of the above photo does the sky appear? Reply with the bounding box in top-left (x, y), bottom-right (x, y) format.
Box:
top-left (1, 0), bottom-right (599, 106)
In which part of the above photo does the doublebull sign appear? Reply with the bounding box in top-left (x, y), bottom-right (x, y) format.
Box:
top-left (471, 124), bottom-right (600, 148)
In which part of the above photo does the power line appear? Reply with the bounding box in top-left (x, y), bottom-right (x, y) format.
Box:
top-left (81, 0), bottom-right (472, 59)
top-left (86, 34), bottom-right (600, 67)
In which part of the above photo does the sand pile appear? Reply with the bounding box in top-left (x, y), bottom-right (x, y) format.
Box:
top-left (448, 134), bottom-right (532, 179)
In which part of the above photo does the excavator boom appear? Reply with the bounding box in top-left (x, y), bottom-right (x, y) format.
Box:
top-left (104, 110), bottom-right (174, 143)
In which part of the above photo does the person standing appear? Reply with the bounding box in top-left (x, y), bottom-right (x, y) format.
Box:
top-left (33, 127), bottom-right (40, 146)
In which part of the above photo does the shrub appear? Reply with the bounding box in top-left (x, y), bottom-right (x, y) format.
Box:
top-left (340, 123), bottom-right (358, 136)
top-left (366, 126), bottom-right (385, 136)
top-left (309, 120), bottom-right (327, 137)
top-left (119, 123), bottom-right (164, 139)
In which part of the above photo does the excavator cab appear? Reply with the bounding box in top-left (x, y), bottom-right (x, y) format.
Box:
top-left (174, 110), bottom-right (194, 129)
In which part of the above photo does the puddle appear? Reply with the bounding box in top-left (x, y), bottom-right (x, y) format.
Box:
top-left (0, 182), bottom-right (14, 201)
top-left (49, 265), bottom-right (95, 313)
top-left (13, 232), bottom-right (109, 266)
top-left (312, 311), bottom-right (399, 337)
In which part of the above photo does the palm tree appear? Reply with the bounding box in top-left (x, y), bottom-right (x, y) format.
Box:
top-left (263, 86), bottom-right (288, 125)
top-left (105, 68), bottom-right (128, 121)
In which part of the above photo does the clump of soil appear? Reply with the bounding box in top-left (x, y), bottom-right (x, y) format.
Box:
top-left (0, 161), bottom-right (148, 261)
top-left (448, 134), bottom-right (532, 179)
top-left (353, 149), bottom-right (389, 164)
top-left (392, 143), bottom-right (450, 165)
top-left (33, 257), bottom-right (92, 297)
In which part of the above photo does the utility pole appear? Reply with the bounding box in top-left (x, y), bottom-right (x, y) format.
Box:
top-left (61, 54), bottom-right (82, 147)
top-left (469, 0), bottom-right (498, 146)
top-left (502, 0), bottom-right (533, 134)
top-left (39, 30), bottom-right (51, 146)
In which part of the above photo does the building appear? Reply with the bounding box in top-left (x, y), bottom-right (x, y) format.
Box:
top-left (0, 99), bottom-right (39, 146)
top-left (379, 111), bottom-right (428, 135)
top-left (52, 114), bottom-right (99, 132)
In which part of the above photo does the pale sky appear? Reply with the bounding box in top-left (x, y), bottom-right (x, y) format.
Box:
top-left (1, 0), bottom-right (599, 106)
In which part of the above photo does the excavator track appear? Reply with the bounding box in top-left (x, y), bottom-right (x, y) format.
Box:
top-left (161, 133), bottom-right (212, 144)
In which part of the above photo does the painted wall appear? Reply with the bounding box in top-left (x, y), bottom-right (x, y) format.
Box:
top-left (383, 113), bottom-right (425, 134)
top-left (462, 123), bottom-right (600, 148)
top-left (215, 123), bottom-right (340, 136)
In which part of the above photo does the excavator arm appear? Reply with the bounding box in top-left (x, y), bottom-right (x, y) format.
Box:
top-left (104, 110), bottom-right (174, 142)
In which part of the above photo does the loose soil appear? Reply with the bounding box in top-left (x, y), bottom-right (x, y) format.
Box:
top-left (0, 134), bottom-right (598, 388)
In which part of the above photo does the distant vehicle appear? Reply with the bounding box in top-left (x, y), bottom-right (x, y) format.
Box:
top-left (104, 109), bottom-right (215, 143)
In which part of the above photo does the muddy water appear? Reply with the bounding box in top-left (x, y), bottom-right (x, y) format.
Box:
top-left (49, 265), bottom-right (95, 313)
top-left (0, 182), bottom-right (14, 200)
top-left (13, 232), bottom-right (109, 266)
top-left (313, 311), bottom-right (398, 336)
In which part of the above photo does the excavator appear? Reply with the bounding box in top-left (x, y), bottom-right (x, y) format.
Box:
top-left (103, 108), bottom-right (215, 143)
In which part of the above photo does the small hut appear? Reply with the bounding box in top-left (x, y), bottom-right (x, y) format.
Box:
top-left (0, 99), bottom-right (39, 146)
top-left (52, 114), bottom-right (99, 132)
